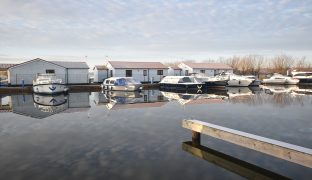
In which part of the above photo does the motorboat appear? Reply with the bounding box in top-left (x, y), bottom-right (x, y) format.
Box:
top-left (101, 77), bottom-right (142, 91)
top-left (227, 74), bottom-right (253, 87)
top-left (159, 76), bottom-right (205, 91)
top-left (193, 73), bottom-right (228, 87)
top-left (291, 71), bottom-right (312, 84)
top-left (244, 75), bottom-right (261, 86)
top-left (33, 74), bottom-right (68, 94)
top-left (262, 73), bottom-right (299, 85)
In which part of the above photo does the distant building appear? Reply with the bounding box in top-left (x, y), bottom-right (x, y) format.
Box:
top-left (0, 64), bottom-right (16, 83)
top-left (168, 65), bottom-right (182, 76)
top-left (178, 62), bottom-right (233, 76)
top-left (105, 61), bottom-right (168, 83)
top-left (93, 65), bottom-right (108, 83)
top-left (8, 58), bottom-right (89, 85)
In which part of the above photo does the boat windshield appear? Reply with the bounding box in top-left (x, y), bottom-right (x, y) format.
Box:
top-left (179, 77), bottom-right (192, 83)
top-left (115, 78), bottom-right (127, 86)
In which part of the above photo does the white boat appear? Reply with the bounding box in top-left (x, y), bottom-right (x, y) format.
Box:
top-left (244, 75), bottom-right (261, 86)
top-left (291, 71), bottom-right (312, 84)
top-left (33, 74), bottom-right (68, 94)
top-left (101, 77), bottom-right (142, 91)
top-left (262, 73), bottom-right (299, 85)
top-left (159, 76), bottom-right (205, 91)
top-left (193, 73), bottom-right (228, 87)
top-left (227, 74), bottom-right (253, 87)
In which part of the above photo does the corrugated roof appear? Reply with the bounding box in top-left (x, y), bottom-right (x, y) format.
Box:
top-left (182, 62), bottom-right (232, 69)
top-left (108, 61), bottom-right (168, 69)
top-left (94, 65), bottom-right (108, 70)
top-left (51, 61), bottom-right (89, 69)
top-left (0, 63), bottom-right (16, 70)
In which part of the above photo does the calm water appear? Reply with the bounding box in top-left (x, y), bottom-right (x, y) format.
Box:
top-left (0, 85), bottom-right (312, 179)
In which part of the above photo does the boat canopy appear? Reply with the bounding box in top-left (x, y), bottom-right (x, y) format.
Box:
top-left (112, 77), bottom-right (140, 86)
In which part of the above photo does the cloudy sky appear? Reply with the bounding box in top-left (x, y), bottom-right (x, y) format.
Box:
top-left (0, 0), bottom-right (312, 66)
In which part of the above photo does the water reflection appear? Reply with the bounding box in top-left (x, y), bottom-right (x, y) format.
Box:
top-left (182, 141), bottom-right (290, 179)
top-left (7, 92), bottom-right (90, 119)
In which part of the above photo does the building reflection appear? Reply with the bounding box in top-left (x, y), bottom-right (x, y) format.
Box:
top-left (7, 92), bottom-right (90, 119)
top-left (93, 90), bottom-right (169, 110)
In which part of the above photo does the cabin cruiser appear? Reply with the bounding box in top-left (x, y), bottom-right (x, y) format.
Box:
top-left (244, 75), bottom-right (261, 86)
top-left (262, 73), bottom-right (299, 85)
top-left (291, 71), bottom-right (312, 84)
top-left (33, 74), bottom-right (68, 94)
top-left (101, 77), bottom-right (142, 91)
top-left (193, 73), bottom-right (228, 87)
top-left (159, 76), bottom-right (205, 91)
top-left (227, 74), bottom-right (253, 87)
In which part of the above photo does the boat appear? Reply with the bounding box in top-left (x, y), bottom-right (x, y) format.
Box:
top-left (244, 75), bottom-right (261, 86)
top-left (262, 73), bottom-right (299, 85)
top-left (33, 93), bottom-right (68, 114)
top-left (33, 74), bottom-right (68, 94)
top-left (159, 76), bottom-right (205, 91)
top-left (291, 71), bottom-right (312, 84)
top-left (101, 77), bottom-right (142, 91)
top-left (193, 73), bottom-right (228, 87)
top-left (227, 74), bottom-right (253, 87)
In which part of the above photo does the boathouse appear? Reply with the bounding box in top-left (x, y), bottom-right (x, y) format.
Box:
top-left (8, 58), bottom-right (89, 85)
top-left (105, 61), bottom-right (168, 83)
top-left (93, 65), bottom-right (108, 83)
top-left (178, 62), bottom-right (233, 76)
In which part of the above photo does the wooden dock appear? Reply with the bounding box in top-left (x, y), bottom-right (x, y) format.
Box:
top-left (182, 141), bottom-right (290, 179)
top-left (182, 119), bottom-right (312, 169)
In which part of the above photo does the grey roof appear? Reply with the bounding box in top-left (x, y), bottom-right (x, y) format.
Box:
top-left (0, 63), bottom-right (16, 70)
top-left (9, 58), bottom-right (89, 69)
top-left (108, 61), bottom-right (168, 69)
top-left (50, 61), bottom-right (89, 69)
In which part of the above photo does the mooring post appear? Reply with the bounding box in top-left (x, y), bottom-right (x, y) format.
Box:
top-left (192, 131), bottom-right (201, 145)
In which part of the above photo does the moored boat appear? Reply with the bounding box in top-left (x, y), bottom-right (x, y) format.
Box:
top-left (291, 71), bottom-right (312, 85)
top-left (227, 74), bottom-right (253, 87)
top-left (101, 77), bottom-right (142, 91)
top-left (262, 73), bottom-right (299, 85)
top-left (193, 73), bottom-right (228, 87)
top-left (244, 75), bottom-right (261, 86)
top-left (33, 74), bottom-right (68, 94)
top-left (159, 76), bottom-right (205, 91)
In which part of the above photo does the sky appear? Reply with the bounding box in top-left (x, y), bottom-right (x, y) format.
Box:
top-left (0, 0), bottom-right (312, 67)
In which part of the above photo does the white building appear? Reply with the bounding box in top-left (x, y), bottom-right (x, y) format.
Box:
top-left (178, 62), bottom-right (233, 76)
top-left (93, 65), bottom-right (108, 83)
top-left (104, 61), bottom-right (168, 83)
top-left (168, 65), bottom-right (182, 76)
top-left (8, 58), bottom-right (89, 85)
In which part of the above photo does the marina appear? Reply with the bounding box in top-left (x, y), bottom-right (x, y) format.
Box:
top-left (0, 86), bottom-right (312, 179)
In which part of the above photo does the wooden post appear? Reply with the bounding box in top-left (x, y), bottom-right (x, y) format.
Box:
top-left (192, 131), bottom-right (201, 145)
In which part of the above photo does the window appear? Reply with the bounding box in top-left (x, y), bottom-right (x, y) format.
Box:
top-left (105, 80), bottom-right (110, 84)
top-left (110, 70), bottom-right (113, 77)
top-left (200, 70), bottom-right (205, 73)
top-left (126, 70), bottom-right (132, 77)
top-left (109, 80), bottom-right (115, 84)
top-left (46, 69), bottom-right (55, 74)
top-left (143, 70), bottom-right (147, 76)
top-left (185, 70), bottom-right (189, 76)
top-left (157, 70), bottom-right (163, 75)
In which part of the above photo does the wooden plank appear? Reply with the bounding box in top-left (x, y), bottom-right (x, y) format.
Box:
top-left (182, 119), bottom-right (312, 168)
top-left (182, 141), bottom-right (290, 180)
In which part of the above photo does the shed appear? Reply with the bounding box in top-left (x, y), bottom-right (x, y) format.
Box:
top-left (8, 58), bottom-right (89, 85)
top-left (93, 65), bottom-right (108, 83)
top-left (105, 61), bottom-right (168, 83)
top-left (178, 62), bottom-right (233, 76)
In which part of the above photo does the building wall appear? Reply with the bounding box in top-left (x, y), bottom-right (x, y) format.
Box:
top-left (178, 63), bottom-right (233, 76)
top-left (67, 69), bottom-right (89, 84)
top-left (94, 69), bottom-right (108, 83)
top-left (8, 61), bottom-right (66, 85)
top-left (112, 69), bottom-right (168, 82)
top-left (168, 68), bottom-right (182, 76)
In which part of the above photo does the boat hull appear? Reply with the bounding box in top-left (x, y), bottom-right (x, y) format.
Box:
top-left (33, 84), bottom-right (67, 94)
top-left (205, 80), bottom-right (228, 87)
top-left (227, 79), bottom-right (252, 87)
top-left (298, 78), bottom-right (312, 84)
top-left (102, 84), bottom-right (142, 91)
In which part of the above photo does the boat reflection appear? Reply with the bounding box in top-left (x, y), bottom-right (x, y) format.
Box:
top-left (98, 90), bottom-right (169, 110)
top-left (182, 141), bottom-right (289, 179)
top-left (8, 92), bottom-right (90, 119)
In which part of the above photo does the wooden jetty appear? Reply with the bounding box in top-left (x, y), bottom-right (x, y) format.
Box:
top-left (182, 119), bottom-right (312, 169)
top-left (182, 141), bottom-right (290, 179)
